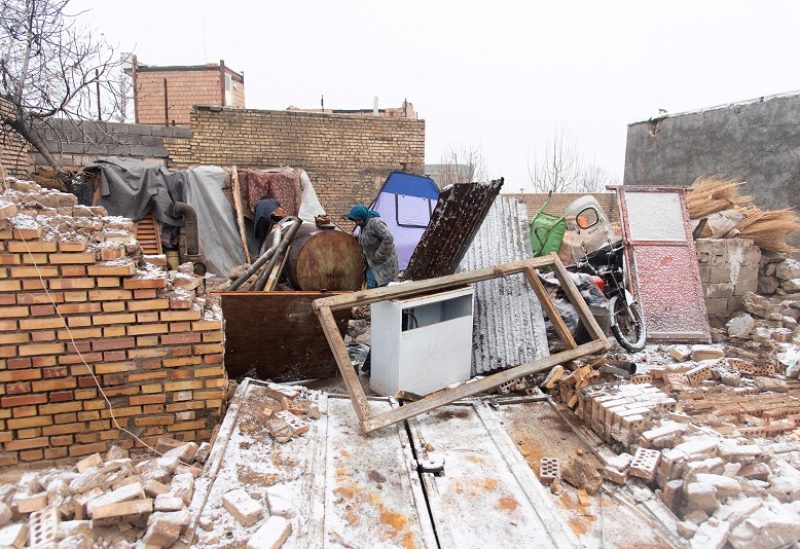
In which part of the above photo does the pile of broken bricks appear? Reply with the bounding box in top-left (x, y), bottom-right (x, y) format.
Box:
top-left (0, 438), bottom-right (211, 548)
top-left (262, 382), bottom-right (322, 443)
top-left (534, 337), bottom-right (800, 548)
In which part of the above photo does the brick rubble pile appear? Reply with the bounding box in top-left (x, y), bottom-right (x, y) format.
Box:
top-left (545, 341), bottom-right (800, 548)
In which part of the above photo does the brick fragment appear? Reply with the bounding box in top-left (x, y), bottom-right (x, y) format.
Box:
top-left (223, 489), bottom-right (263, 527)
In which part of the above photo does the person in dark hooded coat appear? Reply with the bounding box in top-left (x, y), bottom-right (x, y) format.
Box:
top-left (347, 204), bottom-right (398, 289)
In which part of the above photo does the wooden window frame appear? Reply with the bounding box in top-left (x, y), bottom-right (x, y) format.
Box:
top-left (312, 254), bottom-right (610, 433)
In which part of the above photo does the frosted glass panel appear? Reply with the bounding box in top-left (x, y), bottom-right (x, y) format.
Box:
top-left (624, 192), bottom-right (687, 241)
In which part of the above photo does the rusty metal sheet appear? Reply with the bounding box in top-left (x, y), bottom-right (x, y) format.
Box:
top-left (404, 179), bottom-right (504, 280)
top-left (219, 291), bottom-right (351, 380)
top-left (616, 186), bottom-right (711, 342)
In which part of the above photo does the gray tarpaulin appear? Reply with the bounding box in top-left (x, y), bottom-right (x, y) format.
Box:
top-left (183, 166), bottom-right (245, 277)
top-left (90, 157), bottom-right (182, 225)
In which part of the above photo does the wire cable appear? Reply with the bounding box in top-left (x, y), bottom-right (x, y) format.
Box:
top-left (16, 224), bottom-right (190, 460)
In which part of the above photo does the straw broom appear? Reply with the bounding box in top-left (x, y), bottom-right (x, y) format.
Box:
top-left (686, 176), bottom-right (752, 219)
top-left (734, 208), bottom-right (800, 253)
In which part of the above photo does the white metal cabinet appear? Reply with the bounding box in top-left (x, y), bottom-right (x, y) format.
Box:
top-left (370, 286), bottom-right (474, 396)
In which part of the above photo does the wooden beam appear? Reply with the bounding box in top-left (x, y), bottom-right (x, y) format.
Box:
top-left (361, 340), bottom-right (607, 433)
top-left (230, 166), bottom-right (251, 265)
top-left (550, 257), bottom-right (608, 343)
top-left (316, 306), bottom-right (371, 424)
top-left (523, 266), bottom-right (576, 349)
top-left (313, 257), bottom-right (554, 312)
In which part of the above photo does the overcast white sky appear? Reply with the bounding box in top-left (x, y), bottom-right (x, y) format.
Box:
top-left (73, 0), bottom-right (800, 192)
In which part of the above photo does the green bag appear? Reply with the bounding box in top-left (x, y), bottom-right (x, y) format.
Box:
top-left (529, 193), bottom-right (566, 257)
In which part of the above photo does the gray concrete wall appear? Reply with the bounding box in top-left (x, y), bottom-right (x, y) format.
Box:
top-left (32, 119), bottom-right (192, 169)
top-left (623, 93), bottom-right (800, 213)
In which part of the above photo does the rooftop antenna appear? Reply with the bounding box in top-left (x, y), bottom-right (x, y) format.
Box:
top-left (321, 94), bottom-right (324, 111)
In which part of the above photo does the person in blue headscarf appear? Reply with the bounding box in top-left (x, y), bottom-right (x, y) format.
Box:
top-left (347, 204), bottom-right (398, 289)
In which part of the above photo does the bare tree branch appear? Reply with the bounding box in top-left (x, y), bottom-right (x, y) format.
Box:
top-left (527, 128), bottom-right (614, 194)
top-left (434, 143), bottom-right (488, 187)
top-left (0, 0), bottom-right (125, 183)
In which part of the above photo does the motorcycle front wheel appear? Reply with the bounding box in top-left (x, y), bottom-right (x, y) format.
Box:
top-left (611, 298), bottom-right (647, 352)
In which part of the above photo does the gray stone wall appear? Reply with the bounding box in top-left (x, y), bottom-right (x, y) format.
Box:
top-left (696, 238), bottom-right (761, 324)
top-left (624, 93), bottom-right (800, 214)
top-left (32, 119), bottom-right (192, 169)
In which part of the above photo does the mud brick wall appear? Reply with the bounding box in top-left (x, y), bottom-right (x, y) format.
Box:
top-left (0, 178), bottom-right (226, 466)
top-left (696, 238), bottom-right (761, 324)
top-left (163, 107), bottom-right (426, 219)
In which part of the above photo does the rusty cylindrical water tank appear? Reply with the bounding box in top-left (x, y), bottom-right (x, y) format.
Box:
top-left (286, 223), bottom-right (365, 291)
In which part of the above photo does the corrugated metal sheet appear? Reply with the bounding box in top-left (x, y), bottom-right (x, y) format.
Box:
top-left (404, 179), bottom-right (503, 281)
top-left (459, 196), bottom-right (550, 375)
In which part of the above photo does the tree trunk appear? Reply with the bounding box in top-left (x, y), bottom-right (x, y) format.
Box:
top-left (6, 117), bottom-right (72, 192)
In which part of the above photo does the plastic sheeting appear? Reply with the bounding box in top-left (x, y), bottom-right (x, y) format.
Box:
top-left (298, 169), bottom-right (326, 223)
top-left (183, 166), bottom-right (245, 277)
top-left (90, 157), bottom-right (182, 226)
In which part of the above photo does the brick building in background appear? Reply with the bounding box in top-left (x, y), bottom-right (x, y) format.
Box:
top-left (130, 59), bottom-right (245, 126)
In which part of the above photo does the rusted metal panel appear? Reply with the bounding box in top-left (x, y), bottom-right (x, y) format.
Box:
top-left (459, 196), bottom-right (549, 375)
top-left (219, 291), bottom-right (352, 380)
top-left (616, 186), bottom-right (711, 342)
top-left (404, 178), bottom-right (504, 280)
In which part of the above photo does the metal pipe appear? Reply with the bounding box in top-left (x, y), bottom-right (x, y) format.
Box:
top-left (228, 224), bottom-right (284, 291)
top-left (173, 202), bottom-right (198, 256)
top-left (254, 218), bottom-right (302, 291)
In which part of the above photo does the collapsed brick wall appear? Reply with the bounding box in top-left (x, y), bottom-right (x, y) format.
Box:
top-left (163, 107), bottom-right (426, 219)
top-left (695, 237), bottom-right (761, 324)
top-left (0, 179), bottom-right (226, 466)
top-left (0, 99), bottom-right (33, 177)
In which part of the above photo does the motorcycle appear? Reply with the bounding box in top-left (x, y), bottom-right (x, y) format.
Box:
top-left (564, 197), bottom-right (647, 352)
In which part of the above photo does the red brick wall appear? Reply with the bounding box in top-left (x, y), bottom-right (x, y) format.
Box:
top-left (135, 68), bottom-right (241, 126)
top-left (0, 181), bottom-right (226, 466)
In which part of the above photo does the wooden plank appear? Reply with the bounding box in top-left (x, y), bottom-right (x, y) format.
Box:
top-left (313, 255), bottom-right (611, 434)
top-left (218, 292), bottom-right (351, 380)
top-left (523, 266), bottom-right (577, 349)
top-left (362, 340), bottom-right (607, 433)
top-left (314, 256), bottom-right (554, 312)
top-left (230, 166), bottom-right (251, 264)
top-left (551, 256), bottom-right (608, 343)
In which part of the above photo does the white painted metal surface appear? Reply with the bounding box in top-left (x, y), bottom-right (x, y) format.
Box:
top-left (370, 286), bottom-right (474, 396)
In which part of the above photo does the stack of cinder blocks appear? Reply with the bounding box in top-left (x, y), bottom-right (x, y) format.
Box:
top-left (695, 237), bottom-right (760, 324)
top-left (0, 179), bottom-right (225, 466)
